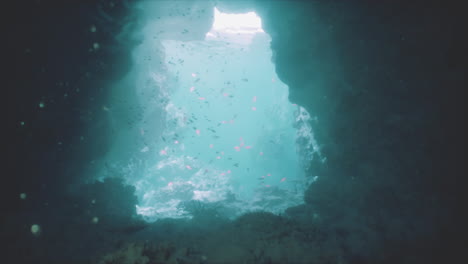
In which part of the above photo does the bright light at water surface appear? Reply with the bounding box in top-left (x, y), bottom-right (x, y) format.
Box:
top-left (206, 7), bottom-right (264, 44)
top-left (210, 7), bottom-right (263, 33)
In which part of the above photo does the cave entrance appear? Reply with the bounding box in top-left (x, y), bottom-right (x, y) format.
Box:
top-left (106, 5), bottom-right (317, 221)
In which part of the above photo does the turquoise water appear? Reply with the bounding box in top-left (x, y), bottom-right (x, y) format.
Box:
top-left (100, 13), bottom-right (320, 220)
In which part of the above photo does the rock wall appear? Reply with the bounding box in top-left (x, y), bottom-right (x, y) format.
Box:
top-left (218, 0), bottom-right (466, 260)
top-left (260, 1), bottom-right (466, 261)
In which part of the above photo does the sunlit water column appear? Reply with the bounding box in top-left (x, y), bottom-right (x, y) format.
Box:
top-left (131, 8), bottom-right (316, 220)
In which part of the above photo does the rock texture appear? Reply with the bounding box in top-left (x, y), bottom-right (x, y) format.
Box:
top-left (219, 0), bottom-right (466, 261)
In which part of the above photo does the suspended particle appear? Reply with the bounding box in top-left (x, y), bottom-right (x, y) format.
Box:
top-left (90, 25), bottom-right (97, 33)
top-left (19, 193), bottom-right (27, 200)
top-left (30, 224), bottom-right (41, 236)
top-left (93, 43), bottom-right (100, 50)
top-left (38, 102), bottom-right (45, 108)
top-left (92, 217), bottom-right (99, 224)
top-left (20, 121), bottom-right (25, 126)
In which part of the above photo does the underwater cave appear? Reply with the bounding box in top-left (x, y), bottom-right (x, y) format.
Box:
top-left (5, 1), bottom-right (465, 263)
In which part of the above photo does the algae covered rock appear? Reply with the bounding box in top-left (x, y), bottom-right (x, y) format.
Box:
top-left (96, 241), bottom-right (206, 264)
top-left (98, 242), bottom-right (149, 264)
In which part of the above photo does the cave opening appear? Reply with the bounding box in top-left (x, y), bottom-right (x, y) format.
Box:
top-left (102, 5), bottom-right (320, 221)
